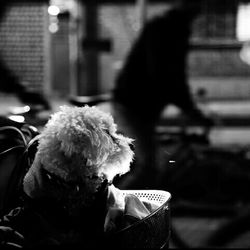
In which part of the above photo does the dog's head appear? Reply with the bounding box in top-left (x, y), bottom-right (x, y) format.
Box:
top-left (23, 105), bottom-right (134, 210)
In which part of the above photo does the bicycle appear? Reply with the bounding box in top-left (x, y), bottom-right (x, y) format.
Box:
top-left (155, 122), bottom-right (250, 248)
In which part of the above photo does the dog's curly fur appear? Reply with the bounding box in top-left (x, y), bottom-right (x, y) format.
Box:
top-left (23, 105), bottom-right (134, 203)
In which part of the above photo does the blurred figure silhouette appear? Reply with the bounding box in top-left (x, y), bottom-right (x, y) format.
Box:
top-left (112, 0), bottom-right (211, 189)
top-left (0, 3), bottom-right (50, 111)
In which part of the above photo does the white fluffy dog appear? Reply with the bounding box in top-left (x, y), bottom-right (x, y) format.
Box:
top-left (23, 105), bottom-right (134, 213)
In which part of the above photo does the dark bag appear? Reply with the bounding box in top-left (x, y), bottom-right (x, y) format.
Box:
top-left (0, 116), bottom-right (39, 216)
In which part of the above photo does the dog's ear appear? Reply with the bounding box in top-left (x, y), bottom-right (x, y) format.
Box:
top-left (22, 157), bottom-right (46, 198)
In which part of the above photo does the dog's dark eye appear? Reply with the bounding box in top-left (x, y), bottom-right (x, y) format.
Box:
top-left (46, 172), bottom-right (52, 180)
top-left (42, 167), bottom-right (68, 186)
top-left (75, 185), bottom-right (80, 193)
top-left (42, 167), bottom-right (84, 192)
top-left (42, 167), bottom-right (52, 181)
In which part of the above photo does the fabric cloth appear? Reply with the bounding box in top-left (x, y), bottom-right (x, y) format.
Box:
top-left (104, 185), bottom-right (159, 232)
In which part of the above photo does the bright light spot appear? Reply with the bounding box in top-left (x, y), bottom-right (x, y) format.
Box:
top-left (236, 3), bottom-right (250, 41)
top-left (48, 5), bottom-right (60, 16)
top-left (49, 23), bottom-right (59, 33)
top-left (8, 115), bottom-right (25, 123)
top-left (169, 160), bottom-right (175, 163)
top-left (11, 105), bottom-right (30, 115)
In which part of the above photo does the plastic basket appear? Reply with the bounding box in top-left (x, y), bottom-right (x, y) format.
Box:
top-left (106, 190), bottom-right (171, 249)
top-left (121, 189), bottom-right (171, 207)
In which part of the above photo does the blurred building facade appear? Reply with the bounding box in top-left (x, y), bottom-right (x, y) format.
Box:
top-left (0, 2), bottom-right (50, 95)
top-left (1, 0), bottom-right (250, 101)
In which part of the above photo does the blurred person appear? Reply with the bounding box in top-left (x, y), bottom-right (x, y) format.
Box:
top-left (111, 0), bottom-right (212, 189)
